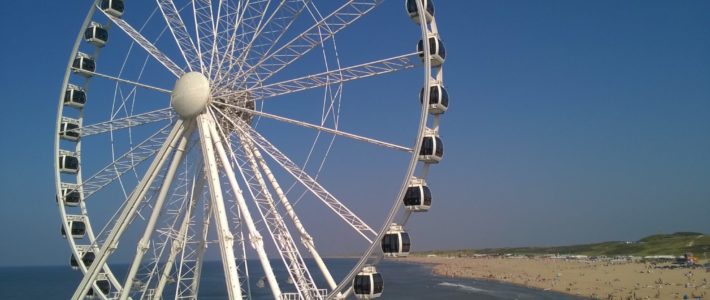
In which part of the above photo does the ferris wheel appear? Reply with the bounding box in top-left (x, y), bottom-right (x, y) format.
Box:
top-left (54, 0), bottom-right (448, 299)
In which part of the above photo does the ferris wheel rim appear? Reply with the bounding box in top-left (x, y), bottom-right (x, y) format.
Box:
top-left (53, 1), bottom-right (446, 299)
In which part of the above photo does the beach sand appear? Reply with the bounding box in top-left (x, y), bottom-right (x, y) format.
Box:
top-left (402, 256), bottom-right (710, 299)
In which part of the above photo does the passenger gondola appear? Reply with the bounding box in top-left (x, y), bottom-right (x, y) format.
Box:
top-left (64, 84), bottom-right (87, 108)
top-left (71, 251), bottom-right (95, 269)
top-left (61, 186), bottom-right (81, 206)
top-left (61, 220), bottom-right (86, 239)
top-left (59, 118), bottom-right (81, 141)
top-left (84, 22), bottom-right (109, 47)
top-left (381, 223), bottom-right (411, 257)
top-left (353, 265), bottom-right (383, 299)
top-left (100, 0), bottom-right (125, 18)
top-left (417, 37), bottom-right (446, 67)
top-left (418, 133), bottom-right (443, 163)
top-left (95, 280), bottom-right (111, 295)
top-left (403, 177), bottom-right (432, 211)
top-left (420, 83), bottom-right (449, 114)
top-left (72, 52), bottom-right (96, 77)
top-left (59, 154), bottom-right (80, 174)
top-left (405, 0), bottom-right (435, 24)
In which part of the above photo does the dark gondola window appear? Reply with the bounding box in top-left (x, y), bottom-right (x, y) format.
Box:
top-left (82, 252), bottom-right (95, 266)
top-left (438, 40), bottom-right (446, 60)
top-left (430, 86), bottom-right (439, 105)
top-left (65, 89), bottom-right (87, 105)
top-left (407, 0), bottom-right (434, 18)
top-left (354, 275), bottom-right (370, 294)
top-left (96, 27), bottom-right (108, 41)
top-left (428, 38), bottom-right (437, 55)
top-left (440, 87), bottom-right (449, 107)
top-left (372, 273), bottom-right (384, 293)
top-left (96, 280), bottom-right (111, 295)
top-left (422, 186), bottom-right (432, 206)
top-left (63, 156), bottom-right (79, 170)
top-left (434, 137), bottom-right (444, 157)
top-left (420, 137), bottom-right (434, 155)
top-left (71, 255), bottom-right (79, 267)
top-left (100, 0), bottom-right (111, 10)
top-left (64, 90), bottom-right (73, 103)
top-left (382, 234), bottom-right (400, 253)
top-left (74, 90), bottom-right (87, 104)
top-left (401, 233), bottom-right (411, 253)
top-left (61, 225), bottom-right (67, 237)
top-left (406, 0), bottom-right (417, 14)
top-left (83, 28), bottom-right (93, 40)
top-left (72, 58), bottom-right (81, 69)
top-left (72, 222), bottom-right (86, 236)
top-left (83, 59), bottom-right (96, 72)
top-left (65, 189), bottom-right (81, 204)
top-left (404, 186), bottom-right (421, 206)
top-left (62, 123), bottom-right (80, 139)
top-left (112, 0), bottom-right (125, 12)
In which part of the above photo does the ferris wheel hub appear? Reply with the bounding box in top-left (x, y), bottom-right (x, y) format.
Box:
top-left (171, 71), bottom-right (211, 119)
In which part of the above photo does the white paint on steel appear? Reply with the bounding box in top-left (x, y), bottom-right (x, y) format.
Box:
top-left (119, 123), bottom-right (193, 300)
top-left (195, 114), bottom-right (244, 300)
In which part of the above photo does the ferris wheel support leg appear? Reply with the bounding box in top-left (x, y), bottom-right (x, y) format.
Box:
top-left (190, 197), bottom-right (212, 298)
top-left (71, 120), bottom-right (186, 300)
top-left (196, 114), bottom-right (244, 300)
top-left (119, 122), bottom-right (195, 300)
top-left (203, 114), bottom-right (283, 300)
top-left (154, 171), bottom-right (204, 299)
top-left (240, 130), bottom-right (339, 293)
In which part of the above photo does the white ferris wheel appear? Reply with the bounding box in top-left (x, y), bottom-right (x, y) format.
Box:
top-left (54, 0), bottom-right (448, 299)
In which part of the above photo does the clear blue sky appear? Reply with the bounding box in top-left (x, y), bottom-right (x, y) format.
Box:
top-left (0, 1), bottom-right (709, 267)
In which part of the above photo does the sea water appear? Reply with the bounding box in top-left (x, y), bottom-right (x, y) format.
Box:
top-left (0, 259), bottom-right (586, 299)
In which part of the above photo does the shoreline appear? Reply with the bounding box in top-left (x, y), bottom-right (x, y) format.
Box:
top-left (400, 256), bottom-right (709, 299)
top-left (395, 258), bottom-right (583, 297)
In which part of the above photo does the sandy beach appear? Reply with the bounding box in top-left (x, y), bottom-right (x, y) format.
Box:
top-left (403, 256), bottom-right (710, 299)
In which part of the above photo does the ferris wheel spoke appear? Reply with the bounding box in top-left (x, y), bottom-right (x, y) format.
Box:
top-left (157, 0), bottom-right (203, 72)
top-left (153, 167), bottom-right (202, 298)
top-left (136, 165), bottom-right (195, 299)
top-left (237, 0), bottom-right (382, 87)
top-left (211, 117), bottom-right (321, 298)
top-left (222, 119), bottom-right (339, 292)
top-left (212, 102), bottom-right (412, 153)
top-left (218, 52), bottom-right (417, 101)
top-left (173, 182), bottom-right (212, 299)
top-left (211, 0), bottom-right (270, 86)
top-left (202, 113), bottom-right (290, 299)
top-left (79, 108), bottom-right (175, 137)
top-left (80, 122), bottom-right (176, 200)
top-left (192, 0), bottom-right (217, 76)
top-left (119, 122), bottom-right (193, 300)
top-left (215, 0), bottom-right (309, 89)
top-left (240, 0), bottom-right (309, 69)
top-left (100, 9), bottom-right (185, 77)
top-left (188, 193), bottom-right (213, 298)
top-left (227, 118), bottom-right (377, 242)
top-left (75, 69), bottom-right (172, 94)
top-left (72, 120), bottom-right (187, 300)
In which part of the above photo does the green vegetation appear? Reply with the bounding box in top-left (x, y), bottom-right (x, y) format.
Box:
top-left (416, 232), bottom-right (710, 257)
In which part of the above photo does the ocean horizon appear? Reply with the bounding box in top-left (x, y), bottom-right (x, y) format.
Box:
top-left (0, 258), bottom-right (586, 299)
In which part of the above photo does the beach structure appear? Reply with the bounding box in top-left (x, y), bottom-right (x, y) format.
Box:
top-left (53, 0), bottom-right (449, 299)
